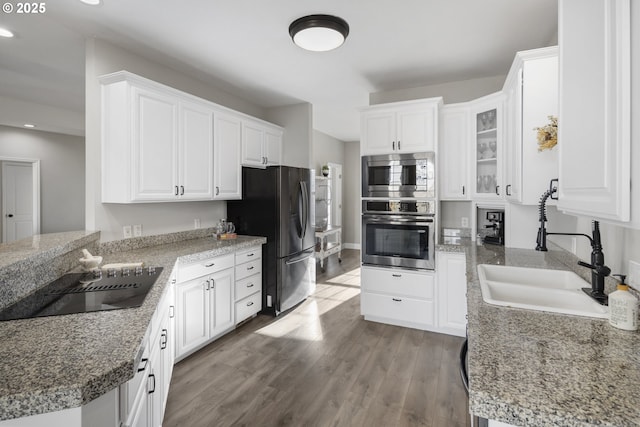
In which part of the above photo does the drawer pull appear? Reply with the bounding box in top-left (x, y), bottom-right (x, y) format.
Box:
top-left (247, 301), bottom-right (254, 307)
top-left (160, 329), bottom-right (168, 350)
top-left (148, 374), bottom-right (156, 394)
top-left (205, 262), bottom-right (215, 267)
top-left (247, 283), bottom-right (254, 288)
top-left (392, 298), bottom-right (402, 302)
top-left (137, 358), bottom-right (148, 372)
top-left (247, 266), bottom-right (255, 270)
top-left (392, 274), bottom-right (402, 278)
top-left (247, 253), bottom-right (255, 257)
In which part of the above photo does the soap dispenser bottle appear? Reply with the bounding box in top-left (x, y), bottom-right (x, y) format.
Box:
top-left (608, 274), bottom-right (638, 331)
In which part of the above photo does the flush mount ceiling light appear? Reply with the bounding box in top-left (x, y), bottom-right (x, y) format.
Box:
top-left (289, 14), bottom-right (349, 52)
top-left (0, 27), bottom-right (14, 38)
top-left (80, 0), bottom-right (101, 5)
top-left (23, 124), bottom-right (36, 128)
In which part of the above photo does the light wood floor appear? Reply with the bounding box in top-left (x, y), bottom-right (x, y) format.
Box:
top-left (163, 250), bottom-right (470, 427)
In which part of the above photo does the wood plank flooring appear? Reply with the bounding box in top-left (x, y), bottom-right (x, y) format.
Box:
top-left (163, 250), bottom-right (470, 427)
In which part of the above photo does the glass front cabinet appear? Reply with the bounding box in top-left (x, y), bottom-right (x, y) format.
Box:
top-left (470, 93), bottom-right (505, 200)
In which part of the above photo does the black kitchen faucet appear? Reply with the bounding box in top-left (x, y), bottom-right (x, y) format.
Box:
top-left (535, 182), bottom-right (609, 305)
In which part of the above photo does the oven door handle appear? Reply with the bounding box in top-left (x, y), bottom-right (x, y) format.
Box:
top-left (364, 215), bottom-right (434, 224)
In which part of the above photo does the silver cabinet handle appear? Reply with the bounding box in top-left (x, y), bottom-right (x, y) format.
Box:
top-left (392, 141), bottom-right (396, 150)
top-left (247, 253), bottom-right (254, 257)
top-left (506, 184), bottom-right (512, 196)
top-left (495, 185), bottom-right (500, 196)
top-left (205, 262), bottom-right (215, 267)
top-left (174, 186), bottom-right (179, 196)
top-left (392, 274), bottom-right (402, 278)
top-left (397, 140), bottom-right (401, 150)
top-left (205, 279), bottom-right (210, 290)
top-left (148, 373), bottom-right (156, 394)
top-left (169, 305), bottom-right (175, 318)
top-left (247, 266), bottom-right (254, 271)
top-left (247, 301), bottom-right (254, 306)
top-left (247, 283), bottom-right (254, 288)
top-left (137, 358), bottom-right (148, 372)
top-left (211, 279), bottom-right (215, 289)
top-left (462, 185), bottom-right (465, 195)
top-left (392, 298), bottom-right (402, 302)
top-left (215, 186), bottom-right (220, 196)
top-left (180, 185), bottom-right (184, 195)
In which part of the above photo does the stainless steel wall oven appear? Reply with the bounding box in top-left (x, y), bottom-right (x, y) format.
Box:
top-left (362, 152), bottom-right (435, 198)
top-left (361, 200), bottom-right (435, 270)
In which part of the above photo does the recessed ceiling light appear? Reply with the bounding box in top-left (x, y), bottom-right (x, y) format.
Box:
top-left (289, 15), bottom-right (349, 52)
top-left (80, 0), bottom-right (101, 5)
top-left (23, 124), bottom-right (36, 128)
top-left (0, 27), bottom-right (14, 38)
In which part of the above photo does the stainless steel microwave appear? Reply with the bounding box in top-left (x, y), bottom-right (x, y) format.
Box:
top-left (362, 152), bottom-right (435, 198)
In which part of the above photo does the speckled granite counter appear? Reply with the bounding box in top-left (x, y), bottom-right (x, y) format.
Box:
top-left (0, 233), bottom-right (266, 421)
top-left (450, 241), bottom-right (640, 427)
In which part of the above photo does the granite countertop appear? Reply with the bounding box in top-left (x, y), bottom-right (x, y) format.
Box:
top-left (459, 242), bottom-right (640, 427)
top-left (0, 234), bottom-right (266, 421)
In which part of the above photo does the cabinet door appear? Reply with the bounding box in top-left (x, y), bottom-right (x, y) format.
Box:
top-left (557, 0), bottom-right (630, 221)
top-left (437, 252), bottom-right (467, 337)
top-left (242, 122), bottom-right (265, 167)
top-left (470, 93), bottom-right (504, 200)
top-left (175, 277), bottom-right (209, 357)
top-left (361, 112), bottom-right (396, 155)
top-left (179, 101), bottom-right (214, 200)
top-left (132, 87), bottom-right (179, 201)
top-left (214, 113), bottom-right (242, 199)
top-left (439, 104), bottom-right (469, 199)
top-left (210, 268), bottom-right (235, 337)
top-left (264, 129), bottom-right (282, 166)
top-left (502, 69), bottom-right (522, 203)
top-left (148, 340), bottom-right (163, 427)
top-left (397, 109), bottom-right (436, 152)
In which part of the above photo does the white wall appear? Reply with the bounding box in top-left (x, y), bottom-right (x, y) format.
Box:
top-left (370, 75), bottom-right (507, 105)
top-left (265, 103), bottom-right (313, 169)
top-left (85, 38), bottom-right (267, 241)
top-left (312, 130), bottom-right (344, 173)
top-left (0, 125), bottom-right (85, 234)
top-left (342, 140), bottom-right (361, 247)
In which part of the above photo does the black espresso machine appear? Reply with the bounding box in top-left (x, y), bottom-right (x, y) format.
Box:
top-left (483, 211), bottom-right (504, 245)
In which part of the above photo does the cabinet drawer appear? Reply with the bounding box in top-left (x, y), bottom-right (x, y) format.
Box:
top-left (361, 292), bottom-right (434, 326)
top-left (235, 259), bottom-right (262, 281)
top-left (236, 246), bottom-right (262, 264)
top-left (235, 291), bottom-right (262, 324)
top-left (361, 266), bottom-right (434, 299)
top-left (235, 274), bottom-right (261, 302)
top-left (177, 253), bottom-right (234, 282)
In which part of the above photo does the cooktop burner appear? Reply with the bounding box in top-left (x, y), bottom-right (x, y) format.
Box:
top-left (0, 267), bottom-right (163, 321)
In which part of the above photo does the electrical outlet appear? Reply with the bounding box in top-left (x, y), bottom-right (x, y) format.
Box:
top-left (133, 224), bottom-right (142, 237)
top-left (628, 260), bottom-right (640, 288)
top-left (461, 217), bottom-right (469, 228)
top-left (123, 225), bottom-right (132, 238)
top-left (194, 218), bottom-right (201, 229)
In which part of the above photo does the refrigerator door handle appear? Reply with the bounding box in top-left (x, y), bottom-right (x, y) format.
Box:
top-left (300, 181), bottom-right (309, 240)
top-left (285, 251), bottom-right (313, 265)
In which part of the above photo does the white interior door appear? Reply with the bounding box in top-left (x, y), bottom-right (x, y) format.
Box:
top-left (328, 163), bottom-right (342, 227)
top-left (2, 161), bottom-right (35, 242)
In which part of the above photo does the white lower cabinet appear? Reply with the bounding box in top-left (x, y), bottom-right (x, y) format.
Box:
top-left (175, 253), bottom-right (235, 360)
top-left (234, 246), bottom-right (262, 324)
top-left (121, 281), bottom-right (175, 427)
top-left (436, 251), bottom-right (467, 337)
top-left (360, 266), bottom-right (436, 330)
top-left (361, 251), bottom-right (467, 336)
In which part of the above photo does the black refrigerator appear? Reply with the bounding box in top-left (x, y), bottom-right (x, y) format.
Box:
top-left (228, 166), bottom-right (316, 316)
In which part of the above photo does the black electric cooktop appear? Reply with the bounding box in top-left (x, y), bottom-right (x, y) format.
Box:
top-left (0, 267), bottom-right (163, 321)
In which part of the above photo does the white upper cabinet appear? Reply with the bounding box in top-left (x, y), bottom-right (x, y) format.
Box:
top-left (360, 98), bottom-right (442, 155)
top-left (503, 46), bottom-right (559, 205)
top-left (469, 92), bottom-right (505, 200)
top-left (439, 103), bottom-right (470, 200)
top-left (241, 121), bottom-right (283, 168)
top-left (557, 0), bottom-right (631, 222)
top-left (100, 71), bottom-right (282, 202)
top-left (214, 113), bottom-right (242, 199)
top-left (179, 99), bottom-right (215, 200)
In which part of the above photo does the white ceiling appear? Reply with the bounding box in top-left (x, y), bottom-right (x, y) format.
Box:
top-left (0, 0), bottom-right (558, 141)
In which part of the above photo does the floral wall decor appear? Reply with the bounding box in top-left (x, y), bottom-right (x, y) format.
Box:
top-left (534, 115), bottom-right (558, 151)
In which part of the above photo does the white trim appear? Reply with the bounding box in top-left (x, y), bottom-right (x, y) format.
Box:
top-left (0, 156), bottom-right (40, 242)
top-left (343, 243), bottom-right (360, 250)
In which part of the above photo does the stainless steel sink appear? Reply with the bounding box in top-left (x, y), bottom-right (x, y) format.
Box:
top-left (477, 264), bottom-right (608, 318)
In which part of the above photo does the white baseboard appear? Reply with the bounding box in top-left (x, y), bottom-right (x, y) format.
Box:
top-left (342, 243), bottom-right (361, 250)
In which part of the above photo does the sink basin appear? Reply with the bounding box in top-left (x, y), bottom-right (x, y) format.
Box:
top-left (477, 264), bottom-right (608, 318)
